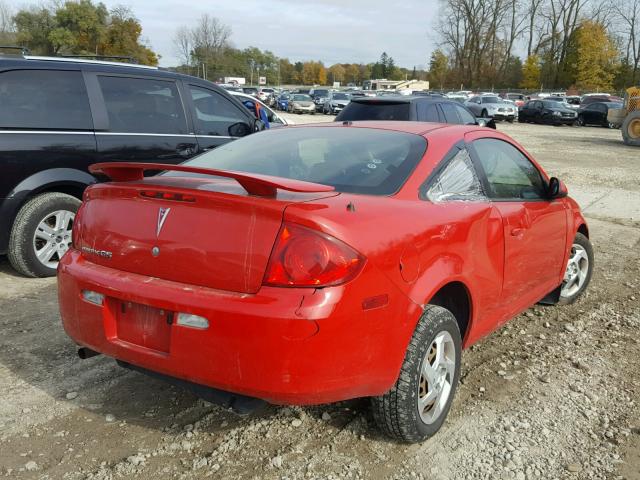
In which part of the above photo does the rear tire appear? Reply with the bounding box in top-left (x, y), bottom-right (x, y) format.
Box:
top-left (577, 115), bottom-right (585, 126)
top-left (558, 233), bottom-right (594, 305)
top-left (8, 192), bottom-right (81, 278)
top-left (621, 111), bottom-right (640, 146)
top-left (371, 305), bottom-right (461, 443)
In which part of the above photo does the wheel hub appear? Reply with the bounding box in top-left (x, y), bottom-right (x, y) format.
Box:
top-left (561, 243), bottom-right (589, 299)
top-left (417, 331), bottom-right (456, 424)
top-left (33, 210), bottom-right (75, 269)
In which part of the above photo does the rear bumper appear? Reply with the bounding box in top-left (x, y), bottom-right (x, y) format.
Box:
top-left (58, 250), bottom-right (413, 405)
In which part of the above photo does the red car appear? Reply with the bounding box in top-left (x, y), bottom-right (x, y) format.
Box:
top-left (58, 122), bottom-right (593, 442)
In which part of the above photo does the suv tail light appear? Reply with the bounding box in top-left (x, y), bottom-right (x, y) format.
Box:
top-left (263, 223), bottom-right (365, 287)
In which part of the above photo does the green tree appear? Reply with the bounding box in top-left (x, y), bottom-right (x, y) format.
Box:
top-left (428, 49), bottom-right (449, 89)
top-left (520, 55), bottom-right (541, 89)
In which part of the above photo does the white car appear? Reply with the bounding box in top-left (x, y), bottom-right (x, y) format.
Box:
top-left (230, 91), bottom-right (292, 128)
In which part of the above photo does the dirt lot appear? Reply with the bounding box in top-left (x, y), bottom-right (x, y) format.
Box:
top-left (1, 119), bottom-right (639, 480)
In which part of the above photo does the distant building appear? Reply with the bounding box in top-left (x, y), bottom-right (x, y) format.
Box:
top-left (363, 79), bottom-right (430, 91)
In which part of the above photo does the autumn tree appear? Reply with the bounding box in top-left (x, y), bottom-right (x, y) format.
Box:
top-left (13, 1), bottom-right (157, 64)
top-left (520, 55), bottom-right (541, 89)
top-left (574, 21), bottom-right (619, 91)
top-left (428, 49), bottom-right (449, 89)
top-left (328, 64), bottom-right (346, 84)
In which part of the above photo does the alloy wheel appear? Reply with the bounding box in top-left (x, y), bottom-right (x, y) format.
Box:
top-left (418, 331), bottom-right (456, 424)
top-left (33, 209), bottom-right (75, 269)
top-left (561, 243), bottom-right (589, 299)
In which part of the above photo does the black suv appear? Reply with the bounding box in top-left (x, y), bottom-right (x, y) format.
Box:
top-left (335, 96), bottom-right (496, 128)
top-left (0, 55), bottom-right (262, 277)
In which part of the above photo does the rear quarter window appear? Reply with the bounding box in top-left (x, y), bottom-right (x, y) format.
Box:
top-left (0, 70), bottom-right (93, 130)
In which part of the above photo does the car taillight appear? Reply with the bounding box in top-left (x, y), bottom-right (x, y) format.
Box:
top-left (263, 223), bottom-right (365, 287)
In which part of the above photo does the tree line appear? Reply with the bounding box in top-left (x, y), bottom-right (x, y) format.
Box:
top-left (171, 15), bottom-right (427, 86)
top-left (430, 0), bottom-right (639, 91)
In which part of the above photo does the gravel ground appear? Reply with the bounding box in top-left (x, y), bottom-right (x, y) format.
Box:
top-left (1, 118), bottom-right (639, 480)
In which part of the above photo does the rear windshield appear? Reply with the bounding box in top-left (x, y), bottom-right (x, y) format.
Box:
top-left (177, 127), bottom-right (427, 195)
top-left (482, 96), bottom-right (500, 103)
top-left (337, 102), bottom-right (411, 121)
top-left (292, 94), bottom-right (311, 101)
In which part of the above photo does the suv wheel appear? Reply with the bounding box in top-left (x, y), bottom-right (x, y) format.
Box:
top-left (371, 305), bottom-right (461, 442)
top-left (8, 192), bottom-right (81, 278)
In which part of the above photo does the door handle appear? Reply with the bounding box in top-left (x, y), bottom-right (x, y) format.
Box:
top-left (511, 228), bottom-right (526, 237)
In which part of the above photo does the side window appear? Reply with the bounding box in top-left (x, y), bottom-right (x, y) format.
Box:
top-left (0, 70), bottom-right (92, 130)
top-left (455, 105), bottom-right (476, 124)
top-left (440, 103), bottom-right (461, 124)
top-left (190, 86), bottom-right (249, 136)
top-left (425, 147), bottom-right (486, 202)
top-left (98, 76), bottom-right (187, 134)
top-left (417, 102), bottom-right (440, 122)
top-left (473, 138), bottom-right (546, 200)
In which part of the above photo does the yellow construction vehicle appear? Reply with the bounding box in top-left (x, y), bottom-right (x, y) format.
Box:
top-left (608, 86), bottom-right (640, 146)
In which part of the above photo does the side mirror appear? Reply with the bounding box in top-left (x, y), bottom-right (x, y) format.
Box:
top-left (547, 177), bottom-right (568, 199)
top-left (476, 118), bottom-right (497, 129)
top-left (228, 122), bottom-right (252, 137)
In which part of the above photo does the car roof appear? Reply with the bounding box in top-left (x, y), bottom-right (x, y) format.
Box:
top-left (0, 56), bottom-right (192, 82)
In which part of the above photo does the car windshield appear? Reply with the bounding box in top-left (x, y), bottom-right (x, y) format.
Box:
top-left (177, 127), bottom-right (427, 195)
top-left (337, 102), bottom-right (411, 121)
top-left (482, 97), bottom-right (501, 103)
top-left (542, 101), bottom-right (563, 108)
top-left (292, 94), bottom-right (311, 101)
top-left (313, 90), bottom-right (329, 97)
top-left (333, 93), bottom-right (349, 100)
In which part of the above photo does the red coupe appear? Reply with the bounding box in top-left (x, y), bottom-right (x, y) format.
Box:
top-left (58, 122), bottom-right (593, 442)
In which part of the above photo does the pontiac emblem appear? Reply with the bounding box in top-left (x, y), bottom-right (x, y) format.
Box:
top-left (156, 207), bottom-right (170, 237)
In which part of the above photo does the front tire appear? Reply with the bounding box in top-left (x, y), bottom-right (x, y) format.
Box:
top-left (559, 233), bottom-right (594, 305)
top-left (8, 192), bottom-right (81, 277)
top-left (371, 305), bottom-right (461, 443)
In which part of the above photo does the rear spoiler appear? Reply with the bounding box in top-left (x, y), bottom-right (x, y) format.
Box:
top-left (89, 162), bottom-right (335, 197)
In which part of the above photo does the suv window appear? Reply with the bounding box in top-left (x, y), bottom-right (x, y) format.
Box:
top-left (455, 105), bottom-right (476, 124)
top-left (473, 138), bottom-right (546, 200)
top-left (190, 86), bottom-right (250, 136)
top-left (417, 102), bottom-right (440, 122)
top-left (0, 70), bottom-right (92, 130)
top-left (98, 76), bottom-right (187, 134)
top-left (440, 103), bottom-right (461, 123)
top-left (426, 147), bottom-right (486, 202)
top-left (337, 102), bottom-right (410, 121)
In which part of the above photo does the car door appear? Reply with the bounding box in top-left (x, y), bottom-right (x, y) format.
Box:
top-left (593, 103), bottom-right (607, 125)
top-left (468, 135), bottom-right (567, 312)
top-left (90, 73), bottom-right (197, 164)
top-left (532, 101), bottom-right (543, 123)
top-left (185, 84), bottom-right (256, 151)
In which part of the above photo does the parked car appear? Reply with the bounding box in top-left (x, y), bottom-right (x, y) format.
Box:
top-left (518, 100), bottom-right (577, 125)
top-left (288, 94), bottom-right (316, 114)
top-left (310, 88), bottom-right (330, 112)
top-left (276, 93), bottom-right (291, 111)
top-left (59, 122), bottom-right (592, 443)
top-left (257, 87), bottom-right (275, 105)
top-left (502, 93), bottom-right (526, 107)
top-left (577, 102), bottom-right (624, 128)
top-left (0, 55), bottom-right (261, 277)
top-left (229, 91), bottom-right (292, 128)
top-left (336, 96), bottom-right (496, 128)
top-left (465, 95), bottom-right (517, 122)
top-left (323, 91), bottom-right (351, 114)
top-left (241, 86), bottom-right (259, 97)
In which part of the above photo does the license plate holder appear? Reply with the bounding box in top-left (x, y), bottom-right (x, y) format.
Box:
top-left (115, 301), bottom-right (173, 353)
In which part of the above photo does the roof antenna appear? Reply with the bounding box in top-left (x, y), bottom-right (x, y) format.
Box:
top-left (346, 202), bottom-right (356, 212)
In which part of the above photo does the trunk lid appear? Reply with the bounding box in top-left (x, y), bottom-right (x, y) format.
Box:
top-left (78, 176), bottom-right (338, 293)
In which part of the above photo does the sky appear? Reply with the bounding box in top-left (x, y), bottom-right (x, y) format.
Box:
top-left (130, 0), bottom-right (441, 69)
